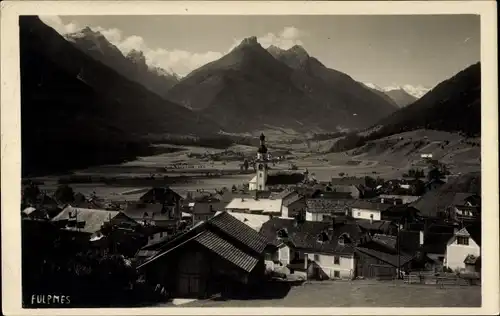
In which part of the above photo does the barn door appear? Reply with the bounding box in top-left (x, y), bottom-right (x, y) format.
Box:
top-left (177, 251), bottom-right (205, 297)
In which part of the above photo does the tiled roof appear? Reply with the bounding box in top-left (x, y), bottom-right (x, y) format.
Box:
top-left (464, 254), bottom-right (480, 265)
top-left (283, 194), bottom-right (305, 207)
top-left (356, 219), bottom-right (394, 233)
top-left (259, 218), bottom-right (363, 255)
top-left (139, 187), bottom-right (182, 204)
top-left (208, 211), bottom-right (270, 253)
top-left (51, 206), bottom-right (122, 234)
top-left (355, 247), bottom-right (414, 267)
top-left (306, 199), bottom-right (354, 214)
top-left (351, 200), bottom-right (392, 211)
top-left (194, 231), bottom-right (259, 272)
top-left (270, 189), bottom-right (297, 200)
top-left (312, 191), bottom-right (353, 199)
top-left (137, 212), bottom-right (270, 271)
top-left (372, 234), bottom-right (397, 250)
top-left (124, 203), bottom-right (168, 220)
top-left (452, 193), bottom-right (479, 206)
top-left (192, 201), bottom-right (226, 215)
top-left (225, 197), bottom-right (282, 214)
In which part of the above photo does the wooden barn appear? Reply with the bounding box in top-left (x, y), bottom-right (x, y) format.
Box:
top-left (136, 211), bottom-right (273, 299)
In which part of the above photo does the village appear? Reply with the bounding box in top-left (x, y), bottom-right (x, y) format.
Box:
top-left (21, 133), bottom-right (482, 307)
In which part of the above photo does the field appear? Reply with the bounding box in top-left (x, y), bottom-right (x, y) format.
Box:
top-left (180, 280), bottom-right (481, 307)
top-left (30, 129), bottom-right (481, 200)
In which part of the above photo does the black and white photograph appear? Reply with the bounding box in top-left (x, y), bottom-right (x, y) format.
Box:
top-left (1, 1), bottom-right (498, 314)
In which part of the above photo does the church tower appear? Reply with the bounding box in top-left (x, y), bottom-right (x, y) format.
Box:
top-left (255, 133), bottom-right (269, 191)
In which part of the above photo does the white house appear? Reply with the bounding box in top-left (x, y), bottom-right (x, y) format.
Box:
top-left (350, 200), bottom-right (392, 221)
top-left (445, 224), bottom-right (481, 271)
top-left (306, 199), bottom-right (354, 222)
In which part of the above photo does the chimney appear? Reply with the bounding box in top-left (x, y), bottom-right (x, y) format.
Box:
top-left (419, 230), bottom-right (424, 245)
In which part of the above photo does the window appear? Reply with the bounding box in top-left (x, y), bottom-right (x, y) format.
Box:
top-left (334, 270), bottom-right (340, 278)
top-left (314, 254), bottom-right (320, 261)
top-left (357, 212), bottom-right (361, 217)
top-left (334, 256), bottom-right (340, 265)
top-left (259, 172), bottom-right (263, 178)
top-left (370, 214), bottom-right (374, 220)
top-left (259, 185), bottom-right (262, 190)
top-left (457, 237), bottom-right (469, 245)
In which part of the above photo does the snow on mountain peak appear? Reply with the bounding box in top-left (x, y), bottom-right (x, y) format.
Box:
top-left (383, 84), bottom-right (430, 98)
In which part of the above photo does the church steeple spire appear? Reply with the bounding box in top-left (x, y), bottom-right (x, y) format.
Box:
top-left (258, 133), bottom-right (268, 155)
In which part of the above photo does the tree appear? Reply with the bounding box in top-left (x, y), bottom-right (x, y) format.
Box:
top-left (23, 182), bottom-right (40, 205)
top-left (427, 168), bottom-right (443, 182)
top-left (55, 184), bottom-right (75, 204)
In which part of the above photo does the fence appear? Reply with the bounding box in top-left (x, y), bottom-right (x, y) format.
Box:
top-left (403, 272), bottom-right (479, 286)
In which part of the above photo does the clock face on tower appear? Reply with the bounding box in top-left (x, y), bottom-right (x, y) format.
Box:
top-left (258, 164), bottom-right (264, 171)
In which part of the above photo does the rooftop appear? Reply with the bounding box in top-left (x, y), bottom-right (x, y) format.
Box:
top-left (51, 206), bottom-right (125, 234)
top-left (259, 217), bottom-right (364, 255)
top-left (306, 199), bottom-right (355, 214)
top-left (137, 211), bottom-right (271, 271)
top-left (225, 197), bottom-right (283, 213)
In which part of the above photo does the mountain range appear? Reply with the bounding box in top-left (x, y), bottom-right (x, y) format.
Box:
top-left (363, 83), bottom-right (425, 108)
top-left (22, 16), bottom-right (480, 174)
top-left (369, 62), bottom-right (481, 138)
top-left (64, 27), bottom-right (180, 99)
top-left (166, 37), bottom-right (398, 132)
top-left (20, 16), bottom-right (221, 175)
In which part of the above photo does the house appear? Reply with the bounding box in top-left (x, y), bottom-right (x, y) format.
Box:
top-left (452, 193), bottom-right (481, 207)
top-left (139, 186), bottom-right (183, 220)
top-left (329, 177), bottom-right (366, 199)
top-left (50, 206), bottom-right (141, 254)
top-left (445, 205), bottom-right (480, 222)
top-left (381, 205), bottom-right (421, 223)
top-left (445, 223), bottom-right (481, 271)
top-left (191, 202), bottom-right (221, 224)
top-left (271, 189), bottom-right (307, 219)
top-left (124, 203), bottom-right (179, 230)
top-left (354, 247), bottom-right (415, 279)
top-left (306, 199), bottom-right (355, 222)
top-left (355, 219), bottom-right (398, 236)
top-left (378, 194), bottom-right (421, 205)
top-left (464, 254), bottom-right (481, 273)
top-left (260, 217), bottom-right (369, 280)
top-left (136, 212), bottom-right (273, 299)
top-left (51, 206), bottom-right (138, 235)
top-left (443, 193), bottom-right (481, 222)
top-left (350, 200), bottom-right (392, 221)
top-left (225, 197), bottom-right (284, 216)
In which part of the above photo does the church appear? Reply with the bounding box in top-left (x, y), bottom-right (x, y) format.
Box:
top-left (248, 133), bottom-right (307, 191)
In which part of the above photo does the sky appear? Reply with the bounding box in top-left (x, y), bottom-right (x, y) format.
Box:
top-left (40, 15), bottom-right (480, 90)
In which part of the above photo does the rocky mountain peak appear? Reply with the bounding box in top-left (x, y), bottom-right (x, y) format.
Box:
top-left (287, 44), bottom-right (309, 58)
